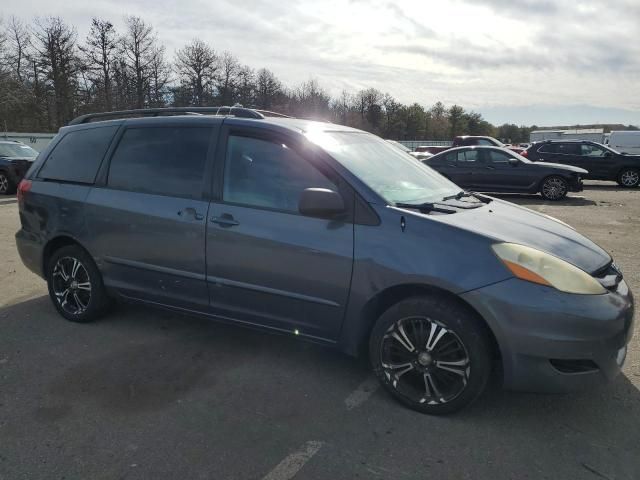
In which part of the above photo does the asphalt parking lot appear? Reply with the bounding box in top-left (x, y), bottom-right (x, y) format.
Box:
top-left (1, 182), bottom-right (639, 480)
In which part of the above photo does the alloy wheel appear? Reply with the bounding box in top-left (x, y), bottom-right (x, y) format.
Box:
top-left (620, 170), bottom-right (639, 187)
top-left (380, 316), bottom-right (470, 405)
top-left (542, 177), bottom-right (567, 200)
top-left (0, 174), bottom-right (8, 194)
top-left (51, 256), bottom-right (92, 316)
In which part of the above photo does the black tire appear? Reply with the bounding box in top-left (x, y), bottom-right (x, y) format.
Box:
top-left (369, 296), bottom-right (492, 415)
top-left (0, 171), bottom-right (15, 195)
top-left (540, 176), bottom-right (568, 201)
top-left (617, 168), bottom-right (640, 188)
top-left (46, 245), bottom-right (111, 323)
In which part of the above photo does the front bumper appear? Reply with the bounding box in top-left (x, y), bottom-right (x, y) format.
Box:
top-left (461, 277), bottom-right (634, 392)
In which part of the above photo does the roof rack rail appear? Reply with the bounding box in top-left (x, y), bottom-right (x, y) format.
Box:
top-left (68, 106), bottom-right (291, 126)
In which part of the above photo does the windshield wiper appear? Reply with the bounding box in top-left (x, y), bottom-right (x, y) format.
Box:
top-left (394, 202), bottom-right (457, 214)
top-left (442, 190), bottom-right (491, 204)
top-left (442, 190), bottom-right (466, 201)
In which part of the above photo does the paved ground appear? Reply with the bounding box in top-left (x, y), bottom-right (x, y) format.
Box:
top-left (1, 183), bottom-right (639, 480)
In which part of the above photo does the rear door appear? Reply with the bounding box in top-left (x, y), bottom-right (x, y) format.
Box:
top-left (85, 122), bottom-right (218, 310)
top-left (205, 125), bottom-right (354, 340)
top-left (452, 149), bottom-right (480, 188)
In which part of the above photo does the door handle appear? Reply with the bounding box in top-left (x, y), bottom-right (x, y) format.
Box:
top-left (178, 207), bottom-right (204, 220)
top-left (211, 214), bottom-right (239, 227)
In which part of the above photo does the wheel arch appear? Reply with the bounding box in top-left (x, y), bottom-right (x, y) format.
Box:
top-left (617, 165), bottom-right (640, 183)
top-left (353, 283), bottom-right (501, 363)
top-left (42, 235), bottom-right (92, 277)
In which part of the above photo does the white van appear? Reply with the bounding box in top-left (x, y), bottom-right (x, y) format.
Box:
top-left (608, 131), bottom-right (640, 154)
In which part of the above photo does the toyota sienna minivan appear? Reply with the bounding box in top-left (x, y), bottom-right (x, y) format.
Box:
top-left (15, 107), bottom-right (635, 414)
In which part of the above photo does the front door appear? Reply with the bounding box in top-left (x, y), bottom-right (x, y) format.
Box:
top-left (579, 143), bottom-right (611, 179)
top-left (206, 127), bottom-right (354, 340)
top-left (474, 149), bottom-right (532, 192)
top-left (86, 124), bottom-right (216, 309)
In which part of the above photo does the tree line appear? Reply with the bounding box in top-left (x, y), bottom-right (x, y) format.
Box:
top-left (1, 15), bottom-right (535, 141)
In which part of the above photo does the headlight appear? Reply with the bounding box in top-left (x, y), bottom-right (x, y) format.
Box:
top-left (492, 243), bottom-right (606, 295)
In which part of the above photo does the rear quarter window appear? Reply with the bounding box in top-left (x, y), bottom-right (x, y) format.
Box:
top-left (38, 126), bottom-right (118, 183)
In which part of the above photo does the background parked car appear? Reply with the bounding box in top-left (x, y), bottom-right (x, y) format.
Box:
top-left (424, 146), bottom-right (586, 200)
top-left (416, 136), bottom-right (526, 155)
top-left (525, 140), bottom-right (640, 187)
top-left (607, 131), bottom-right (640, 155)
top-left (386, 140), bottom-right (434, 161)
top-left (0, 141), bottom-right (39, 195)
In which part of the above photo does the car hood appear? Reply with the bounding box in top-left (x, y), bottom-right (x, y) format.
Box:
top-left (531, 161), bottom-right (587, 173)
top-left (429, 198), bottom-right (610, 274)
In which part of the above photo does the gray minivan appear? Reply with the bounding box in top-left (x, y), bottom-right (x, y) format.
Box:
top-left (15, 107), bottom-right (634, 414)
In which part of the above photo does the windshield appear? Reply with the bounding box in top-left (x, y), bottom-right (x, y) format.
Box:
top-left (307, 130), bottom-right (460, 204)
top-left (0, 143), bottom-right (38, 158)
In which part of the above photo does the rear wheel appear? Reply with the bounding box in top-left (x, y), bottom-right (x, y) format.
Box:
top-left (46, 245), bottom-right (111, 323)
top-left (540, 176), bottom-right (568, 201)
top-left (617, 168), bottom-right (640, 188)
top-left (0, 172), bottom-right (14, 195)
top-left (369, 296), bottom-right (492, 415)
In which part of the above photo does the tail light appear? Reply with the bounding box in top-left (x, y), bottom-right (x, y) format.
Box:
top-left (17, 179), bottom-right (32, 205)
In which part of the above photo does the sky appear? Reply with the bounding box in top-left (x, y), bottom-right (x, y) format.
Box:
top-left (7, 0), bottom-right (640, 126)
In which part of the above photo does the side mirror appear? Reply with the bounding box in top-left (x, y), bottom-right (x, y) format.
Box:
top-left (299, 188), bottom-right (345, 218)
top-left (508, 158), bottom-right (519, 166)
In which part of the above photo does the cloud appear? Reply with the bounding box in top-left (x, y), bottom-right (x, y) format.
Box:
top-left (5, 0), bottom-right (640, 124)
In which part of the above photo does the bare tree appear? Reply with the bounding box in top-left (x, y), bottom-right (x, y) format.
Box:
top-left (147, 45), bottom-right (170, 107)
top-left (255, 68), bottom-right (281, 109)
top-left (80, 18), bottom-right (117, 110)
top-left (32, 16), bottom-right (79, 128)
top-left (174, 38), bottom-right (217, 106)
top-left (122, 16), bottom-right (155, 109)
top-left (216, 51), bottom-right (239, 105)
top-left (234, 65), bottom-right (255, 107)
top-left (291, 78), bottom-right (330, 119)
top-left (6, 16), bottom-right (30, 83)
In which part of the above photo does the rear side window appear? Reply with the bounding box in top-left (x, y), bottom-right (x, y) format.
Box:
top-left (108, 127), bottom-right (212, 199)
top-left (456, 150), bottom-right (479, 163)
top-left (538, 144), bottom-right (558, 154)
top-left (541, 143), bottom-right (580, 155)
top-left (39, 126), bottom-right (118, 183)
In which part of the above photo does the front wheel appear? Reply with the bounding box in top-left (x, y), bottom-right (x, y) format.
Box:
top-left (540, 176), bottom-right (568, 201)
top-left (617, 168), bottom-right (640, 188)
top-left (369, 296), bottom-right (492, 415)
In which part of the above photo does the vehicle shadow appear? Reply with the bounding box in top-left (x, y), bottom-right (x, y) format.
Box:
top-left (490, 193), bottom-right (597, 207)
top-left (0, 197), bottom-right (17, 206)
top-left (2, 295), bottom-right (639, 478)
top-left (2, 296), bottom-right (637, 416)
top-left (583, 183), bottom-right (637, 192)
